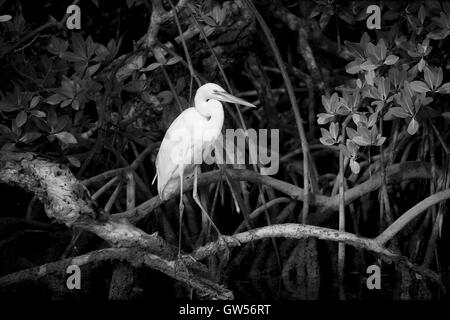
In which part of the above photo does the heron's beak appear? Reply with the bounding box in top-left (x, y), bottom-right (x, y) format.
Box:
top-left (214, 91), bottom-right (256, 108)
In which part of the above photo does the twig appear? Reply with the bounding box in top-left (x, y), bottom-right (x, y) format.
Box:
top-left (186, 3), bottom-right (247, 130)
top-left (160, 64), bottom-right (184, 112)
top-left (82, 142), bottom-right (159, 186)
top-left (234, 197), bottom-right (291, 233)
top-left (168, 0), bottom-right (201, 86)
top-left (244, 0), bottom-right (313, 222)
top-left (337, 114), bottom-right (351, 299)
top-left (92, 176), bottom-right (120, 200)
top-left (105, 179), bottom-right (123, 214)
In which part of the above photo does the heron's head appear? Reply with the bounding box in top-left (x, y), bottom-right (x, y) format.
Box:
top-left (196, 83), bottom-right (256, 109)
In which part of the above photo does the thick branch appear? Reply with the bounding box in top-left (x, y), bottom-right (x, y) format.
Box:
top-left (194, 224), bottom-right (442, 286)
top-left (0, 152), bottom-right (231, 298)
top-left (0, 248), bottom-right (232, 299)
top-left (376, 189), bottom-right (450, 245)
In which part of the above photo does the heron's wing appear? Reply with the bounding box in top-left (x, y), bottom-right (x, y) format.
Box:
top-left (156, 108), bottom-right (207, 200)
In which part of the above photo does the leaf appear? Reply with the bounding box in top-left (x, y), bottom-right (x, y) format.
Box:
top-left (376, 136), bottom-right (386, 146)
top-left (384, 55), bottom-right (399, 65)
top-left (201, 25), bottom-right (216, 39)
top-left (47, 108), bottom-right (58, 130)
top-left (0, 15), bottom-right (12, 22)
top-left (319, 137), bottom-right (336, 146)
top-left (30, 110), bottom-right (46, 118)
top-left (365, 70), bottom-right (375, 86)
top-left (346, 140), bottom-right (358, 156)
top-left (141, 92), bottom-right (156, 104)
top-left (388, 107), bottom-right (410, 118)
top-left (85, 36), bottom-right (96, 58)
top-left (67, 156), bottom-right (81, 167)
top-left (19, 132), bottom-right (41, 144)
top-left (403, 81), bottom-right (414, 100)
top-left (212, 5), bottom-right (227, 25)
top-left (166, 56), bottom-right (182, 66)
top-left (0, 100), bottom-right (19, 112)
top-left (317, 113), bottom-right (334, 125)
top-left (339, 144), bottom-right (351, 158)
top-left (319, 10), bottom-right (332, 29)
top-left (116, 56), bottom-right (145, 80)
top-left (27, 96), bottom-right (39, 109)
top-left (345, 60), bottom-right (362, 74)
top-left (436, 83), bottom-right (450, 94)
top-left (55, 115), bottom-right (71, 132)
top-left (94, 44), bottom-right (109, 61)
top-left (15, 111), bottom-right (27, 127)
top-left (353, 136), bottom-right (371, 146)
top-left (71, 98), bottom-right (80, 111)
top-left (0, 124), bottom-right (16, 141)
top-left (442, 112), bottom-right (450, 121)
top-left (157, 91), bottom-right (173, 104)
top-left (376, 39), bottom-right (387, 61)
top-left (337, 8), bottom-right (355, 25)
top-left (203, 15), bottom-right (218, 27)
top-left (86, 63), bottom-right (101, 77)
top-left (368, 112), bottom-right (378, 128)
top-left (58, 99), bottom-right (72, 109)
top-left (356, 79), bottom-right (363, 88)
top-left (54, 131), bottom-right (77, 144)
top-left (428, 29), bottom-right (450, 40)
top-left (128, 55), bottom-right (145, 70)
top-left (346, 127), bottom-right (358, 139)
top-left (365, 43), bottom-right (377, 60)
top-left (352, 113), bottom-right (367, 126)
top-left (124, 80), bottom-right (146, 93)
top-left (350, 158), bottom-right (361, 174)
top-left (46, 94), bottom-right (65, 105)
top-left (141, 62), bottom-right (161, 72)
top-left (424, 66), bottom-right (434, 89)
top-left (61, 51), bottom-right (86, 62)
top-left (407, 118), bottom-right (419, 135)
top-left (344, 41), bottom-right (364, 59)
top-left (360, 59), bottom-right (378, 71)
top-left (418, 58), bottom-right (426, 72)
top-left (418, 5), bottom-right (426, 24)
top-left (329, 122), bottom-right (339, 140)
top-left (321, 95), bottom-right (331, 112)
top-left (410, 81), bottom-right (430, 93)
top-left (357, 125), bottom-right (371, 139)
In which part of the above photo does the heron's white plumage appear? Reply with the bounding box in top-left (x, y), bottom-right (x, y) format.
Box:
top-left (156, 107), bottom-right (221, 199)
top-left (155, 83), bottom-right (254, 201)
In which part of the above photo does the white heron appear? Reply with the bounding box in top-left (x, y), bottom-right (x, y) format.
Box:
top-left (154, 83), bottom-right (256, 256)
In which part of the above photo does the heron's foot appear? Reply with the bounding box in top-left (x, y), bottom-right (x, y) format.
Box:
top-left (175, 253), bottom-right (192, 276)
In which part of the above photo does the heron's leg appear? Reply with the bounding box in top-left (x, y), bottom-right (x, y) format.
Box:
top-left (193, 166), bottom-right (239, 266)
top-left (178, 168), bottom-right (185, 258)
top-left (193, 166), bottom-right (222, 237)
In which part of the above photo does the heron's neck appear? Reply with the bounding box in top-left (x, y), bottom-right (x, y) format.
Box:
top-left (194, 95), bottom-right (224, 141)
top-left (204, 104), bottom-right (224, 140)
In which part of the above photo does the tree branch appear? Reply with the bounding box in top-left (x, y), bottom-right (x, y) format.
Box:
top-left (0, 247), bottom-right (233, 299)
top-left (115, 161), bottom-right (432, 224)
